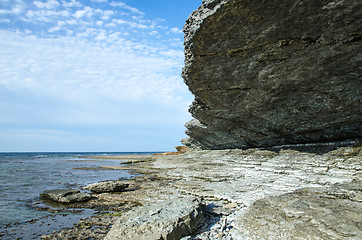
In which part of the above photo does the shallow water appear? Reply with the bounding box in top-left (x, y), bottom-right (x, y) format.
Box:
top-left (0, 152), bottom-right (152, 226)
top-left (0, 209), bottom-right (95, 240)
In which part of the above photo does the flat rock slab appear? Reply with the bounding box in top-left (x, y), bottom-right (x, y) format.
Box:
top-left (40, 189), bottom-right (91, 203)
top-left (237, 180), bottom-right (362, 239)
top-left (84, 180), bottom-right (129, 193)
top-left (105, 196), bottom-right (204, 240)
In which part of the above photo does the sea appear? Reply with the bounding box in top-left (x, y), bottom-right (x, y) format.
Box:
top-left (0, 152), bottom-right (156, 239)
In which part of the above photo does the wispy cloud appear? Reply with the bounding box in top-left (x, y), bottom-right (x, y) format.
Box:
top-left (0, 27), bottom-right (188, 114)
top-left (34, 0), bottom-right (60, 9)
top-left (61, 0), bottom-right (83, 8)
top-left (109, 1), bottom-right (144, 15)
top-left (0, 0), bottom-right (192, 151)
top-left (0, 0), bottom-right (177, 43)
top-left (0, 0), bottom-right (25, 15)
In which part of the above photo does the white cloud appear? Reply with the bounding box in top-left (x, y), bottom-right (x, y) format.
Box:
top-left (61, 0), bottom-right (82, 8)
top-left (57, 20), bottom-right (65, 26)
top-left (110, 1), bottom-right (144, 15)
top-left (12, 5), bottom-right (24, 14)
top-left (0, 2), bottom-right (25, 15)
top-left (48, 25), bottom-right (61, 32)
top-left (74, 9), bottom-right (84, 18)
top-left (105, 22), bottom-right (116, 27)
top-left (0, 30), bottom-right (192, 151)
top-left (25, 9), bottom-right (70, 22)
top-left (95, 30), bottom-right (106, 40)
top-left (0, 9), bottom-right (10, 14)
top-left (66, 29), bottom-right (73, 35)
top-left (149, 30), bottom-right (159, 35)
top-left (170, 27), bottom-right (182, 34)
top-left (0, 30), bottom-right (189, 112)
top-left (34, 0), bottom-right (60, 9)
top-left (5, 0), bottom-right (172, 46)
top-left (99, 9), bottom-right (114, 20)
top-left (66, 19), bottom-right (77, 25)
top-left (74, 6), bottom-right (93, 18)
top-left (0, 0), bottom-right (192, 151)
top-left (113, 19), bottom-right (148, 29)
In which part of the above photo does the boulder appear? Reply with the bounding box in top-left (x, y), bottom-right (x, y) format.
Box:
top-left (84, 180), bottom-right (129, 193)
top-left (40, 189), bottom-right (91, 203)
top-left (105, 196), bottom-right (204, 240)
top-left (237, 180), bottom-right (362, 239)
top-left (182, 0), bottom-right (362, 150)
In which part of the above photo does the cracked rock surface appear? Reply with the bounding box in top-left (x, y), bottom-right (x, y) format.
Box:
top-left (238, 182), bottom-right (362, 239)
top-left (105, 195), bottom-right (204, 240)
top-left (182, 0), bottom-right (362, 150)
top-left (103, 146), bottom-right (361, 239)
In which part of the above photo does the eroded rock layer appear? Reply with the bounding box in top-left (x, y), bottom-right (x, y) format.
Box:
top-left (182, 0), bottom-right (362, 150)
top-left (237, 182), bottom-right (362, 239)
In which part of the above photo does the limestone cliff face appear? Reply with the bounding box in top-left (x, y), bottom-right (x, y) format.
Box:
top-left (182, 0), bottom-right (362, 150)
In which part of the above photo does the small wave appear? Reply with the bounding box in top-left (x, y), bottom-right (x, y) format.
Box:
top-left (35, 155), bottom-right (49, 158)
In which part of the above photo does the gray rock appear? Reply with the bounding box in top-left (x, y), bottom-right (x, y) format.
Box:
top-left (237, 181), bottom-right (362, 239)
top-left (84, 180), bottom-right (129, 193)
top-left (182, 0), bottom-right (362, 150)
top-left (105, 196), bottom-right (204, 240)
top-left (109, 146), bottom-right (360, 239)
top-left (40, 189), bottom-right (91, 203)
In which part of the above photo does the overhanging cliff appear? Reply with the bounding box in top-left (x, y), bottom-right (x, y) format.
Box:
top-left (182, 0), bottom-right (362, 150)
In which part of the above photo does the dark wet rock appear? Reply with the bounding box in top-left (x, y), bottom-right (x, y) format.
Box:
top-left (237, 180), bottom-right (362, 239)
top-left (182, 0), bottom-right (362, 150)
top-left (105, 196), bottom-right (204, 240)
top-left (40, 189), bottom-right (91, 203)
top-left (84, 180), bottom-right (129, 193)
top-left (41, 214), bottom-right (116, 240)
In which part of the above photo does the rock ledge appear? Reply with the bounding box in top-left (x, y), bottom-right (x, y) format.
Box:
top-left (182, 0), bottom-right (362, 150)
top-left (105, 196), bottom-right (204, 240)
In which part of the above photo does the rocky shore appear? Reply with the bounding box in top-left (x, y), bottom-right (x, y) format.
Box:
top-left (37, 145), bottom-right (361, 239)
top-left (8, 0), bottom-right (359, 238)
top-left (23, 0), bottom-right (361, 236)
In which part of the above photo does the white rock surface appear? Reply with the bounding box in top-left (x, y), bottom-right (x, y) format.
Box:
top-left (105, 195), bottom-right (204, 240)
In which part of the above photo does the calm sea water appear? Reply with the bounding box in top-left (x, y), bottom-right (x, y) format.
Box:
top-left (0, 152), bottom-right (155, 226)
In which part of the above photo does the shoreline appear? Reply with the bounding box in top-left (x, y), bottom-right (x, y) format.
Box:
top-left (2, 147), bottom-right (361, 239)
top-left (0, 154), bottom-right (151, 240)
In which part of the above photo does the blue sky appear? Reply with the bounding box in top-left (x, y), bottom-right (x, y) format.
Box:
top-left (0, 0), bottom-right (201, 152)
